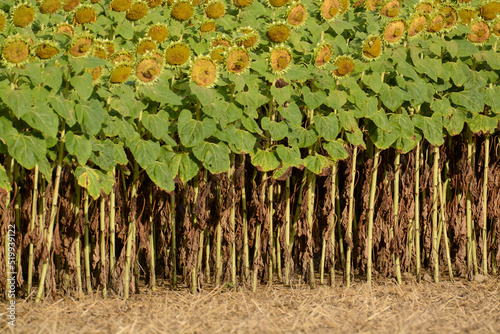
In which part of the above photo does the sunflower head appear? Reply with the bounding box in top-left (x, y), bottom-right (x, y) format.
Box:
top-left (165, 41), bottom-right (191, 67)
top-left (136, 38), bottom-right (157, 55)
top-left (39, 0), bottom-right (62, 14)
top-left (135, 55), bottom-right (162, 85)
top-left (111, 50), bottom-right (135, 64)
top-left (234, 27), bottom-right (259, 49)
top-left (415, 1), bottom-right (433, 14)
top-left (320, 0), bottom-right (341, 20)
top-left (109, 62), bottom-right (133, 85)
top-left (379, 0), bottom-right (400, 18)
top-left (68, 32), bottom-right (93, 57)
top-left (267, 0), bottom-right (290, 8)
top-left (313, 43), bottom-right (333, 68)
top-left (233, 0), bottom-right (252, 8)
top-left (111, 0), bottom-right (132, 11)
top-left (269, 45), bottom-right (292, 74)
top-left (146, 0), bottom-right (164, 7)
top-left (361, 35), bottom-right (382, 61)
top-left (126, 1), bottom-right (148, 21)
top-left (438, 4), bottom-right (458, 30)
top-left (267, 22), bottom-right (291, 43)
top-left (492, 18), bottom-right (500, 37)
top-left (212, 35), bottom-right (232, 48)
top-left (201, 20), bottom-right (216, 33)
top-left (33, 41), bottom-right (60, 60)
top-left (332, 55), bottom-right (355, 77)
top-left (366, 0), bottom-right (383, 11)
top-left (171, 1), bottom-right (194, 21)
top-left (407, 13), bottom-right (427, 38)
top-left (467, 20), bottom-right (491, 43)
top-left (226, 47), bottom-right (250, 74)
top-left (458, 7), bottom-right (477, 25)
top-left (1, 35), bottom-right (31, 66)
top-left (426, 13), bottom-right (444, 33)
top-left (92, 45), bottom-right (107, 59)
top-left (87, 65), bottom-right (104, 84)
top-left (74, 5), bottom-right (97, 24)
top-left (148, 24), bottom-right (169, 43)
top-left (383, 19), bottom-right (405, 44)
top-left (55, 22), bottom-right (75, 36)
top-left (12, 3), bottom-right (36, 28)
top-left (480, 1), bottom-right (500, 21)
top-left (210, 46), bottom-right (226, 63)
top-left (206, 1), bottom-right (225, 19)
top-left (63, 0), bottom-right (81, 12)
top-left (0, 11), bottom-right (6, 32)
top-left (190, 56), bottom-right (218, 87)
top-left (287, 3), bottom-right (307, 28)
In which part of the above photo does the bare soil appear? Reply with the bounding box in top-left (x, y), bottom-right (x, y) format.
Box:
top-left (2, 275), bottom-right (500, 334)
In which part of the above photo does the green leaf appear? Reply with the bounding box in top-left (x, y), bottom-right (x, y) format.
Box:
top-left (412, 115), bottom-right (445, 146)
top-left (368, 110), bottom-right (392, 132)
top-left (389, 110), bottom-right (414, 139)
top-left (454, 39), bottom-right (479, 57)
top-left (338, 109), bottom-right (358, 132)
top-left (302, 86), bottom-right (326, 110)
top-left (468, 113), bottom-right (498, 135)
top-left (235, 88), bottom-right (267, 118)
top-left (250, 148), bottom-right (280, 172)
top-left (65, 132), bottom-right (91, 165)
top-left (270, 84), bottom-right (292, 105)
top-left (177, 109), bottom-right (215, 147)
top-left (91, 138), bottom-right (117, 171)
top-left (443, 61), bottom-right (467, 87)
top-left (278, 102), bottom-right (302, 126)
top-left (178, 152), bottom-right (200, 184)
top-left (189, 82), bottom-right (215, 105)
top-left (483, 86), bottom-right (500, 114)
top-left (21, 104), bottom-right (59, 138)
top-left (75, 166), bottom-right (102, 200)
top-left (323, 140), bottom-right (349, 160)
top-left (75, 99), bottom-right (105, 136)
top-left (366, 119), bottom-right (398, 150)
top-left (413, 57), bottom-right (442, 82)
top-left (70, 72), bottom-right (94, 101)
top-left (24, 63), bottom-right (44, 86)
top-left (451, 90), bottom-right (484, 113)
top-left (48, 95), bottom-right (76, 126)
top-left (141, 79), bottom-right (183, 105)
top-left (0, 165), bottom-right (12, 192)
top-left (42, 65), bottom-right (63, 91)
top-left (128, 139), bottom-right (160, 169)
top-left (193, 141), bottom-right (230, 174)
top-left (444, 108), bottom-right (467, 136)
top-left (304, 155), bottom-right (330, 175)
top-left (314, 113), bottom-right (340, 141)
top-left (325, 90), bottom-right (347, 110)
top-left (96, 170), bottom-right (115, 195)
top-left (224, 125), bottom-right (257, 154)
top-left (379, 85), bottom-right (404, 111)
top-left (146, 161), bottom-right (175, 192)
top-left (241, 115), bottom-right (263, 134)
top-left (142, 110), bottom-right (171, 142)
top-left (261, 117), bottom-right (288, 141)
top-left (345, 128), bottom-right (366, 149)
top-left (276, 145), bottom-right (302, 167)
top-left (288, 126), bottom-right (318, 148)
top-left (8, 134), bottom-right (46, 170)
top-left (6, 88), bottom-right (33, 118)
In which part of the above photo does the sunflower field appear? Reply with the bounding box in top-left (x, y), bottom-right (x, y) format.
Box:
top-left (0, 0), bottom-right (500, 302)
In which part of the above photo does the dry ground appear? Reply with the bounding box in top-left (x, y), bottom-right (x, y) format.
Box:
top-left (2, 275), bottom-right (500, 334)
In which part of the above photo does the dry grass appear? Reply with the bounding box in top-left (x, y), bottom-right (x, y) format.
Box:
top-left (2, 276), bottom-right (500, 334)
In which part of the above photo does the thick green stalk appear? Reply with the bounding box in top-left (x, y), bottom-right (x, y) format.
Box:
top-left (346, 146), bottom-right (358, 287)
top-left (35, 130), bottom-right (66, 303)
top-left (307, 171), bottom-right (316, 287)
top-left (204, 229), bottom-right (210, 284)
top-left (149, 195), bottom-right (156, 292)
top-left (4, 157), bottom-right (13, 300)
top-left (191, 173), bottom-right (201, 293)
top-left (27, 165), bottom-right (39, 295)
top-left (268, 177), bottom-right (274, 284)
top-left (415, 143), bottom-right (422, 282)
top-left (196, 172), bottom-right (208, 285)
top-left (336, 171), bottom-right (345, 273)
top-left (230, 154), bottom-right (237, 286)
top-left (124, 162), bottom-right (139, 298)
top-left (170, 192), bottom-right (177, 288)
top-left (466, 129), bottom-right (473, 276)
top-left (109, 169), bottom-right (116, 285)
top-left (241, 155), bottom-right (250, 280)
top-left (393, 152), bottom-right (402, 284)
top-left (284, 177), bottom-right (291, 285)
top-left (100, 196), bottom-right (107, 298)
top-left (13, 164), bottom-right (22, 281)
top-left (84, 191), bottom-right (92, 294)
top-left (367, 148), bottom-right (380, 286)
top-left (432, 146), bottom-right (440, 283)
top-left (481, 136), bottom-right (489, 275)
top-left (215, 183), bottom-right (223, 286)
top-left (329, 163), bottom-right (338, 286)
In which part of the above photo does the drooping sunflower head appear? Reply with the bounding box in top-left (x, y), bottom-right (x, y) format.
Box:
top-left (1, 35), bottom-right (31, 66)
top-left (92, 44), bottom-right (107, 59)
top-left (63, 0), bottom-right (82, 12)
top-left (266, 22), bottom-right (291, 43)
top-left (467, 20), bottom-right (491, 43)
top-left (287, 3), bottom-right (307, 28)
top-left (109, 62), bottom-right (133, 85)
top-left (226, 47), bottom-right (250, 74)
top-left (205, 1), bottom-right (225, 19)
top-left (458, 7), bottom-right (477, 25)
top-left (87, 65), bottom-right (104, 84)
top-left (73, 5), bottom-right (97, 24)
top-left (126, 1), bottom-right (148, 21)
top-left (94, 39), bottom-right (115, 57)
top-left (233, 0), bottom-right (252, 8)
top-left (320, 0), bottom-right (341, 21)
top-left (212, 34), bottom-right (232, 48)
top-left (111, 0), bottom-right (132, 11)
top-left (200, 20), bottom-right (216, 33)
top-left (235, 27), bottom-right (260, 49)
top-left (145, 0), bottom-right (164, 8)
top-left (110, 50), bottom-right (135, 64)
top-left (267, 0), bottom-right (290, 8)
top-left (171, 0), bottom-right (194, 21)
top-left (332, 55), bottom-right (355, 77)
top-left (210, 46), bottom-right (226, 64)
top-left (426, 13), bottom-right (444, 33)
top-left (379, 0), bottom-right (400, 18)
top-left (135, 55), bottom-right (163, 85)
top-left (190, 56), bottom-right (218, 87)
top-left (383, 19), bottom-right (405, 44)
top-left (136, 38), bottom-right (157, 55)
top-left (68, 32), bottom-right (93, 57)
top-left (148, 24), bottom-right (169, 43)
top-left (362, 35), bottom-right (382, 61)
top-left (365, 0), bottom-right (383, 11)
top-left (313, 43), bottom-right (333, 68)
top-left (407, 13), bottom-right (428, 38)
top-left (39, 0), bottom-right (61, 14)
top-left (55, 22), bottom-right (75, 36)
top-left (269, 45), bottom-right (292, 74)
top-left (339, 0), bottom-right (349, 14)
top-left (165, 41), bottom-right (191, 67)
top-left (415, 1), bottom-right (433, 14)
top-left (438, 4), bottom-right (458, 30)
top-left (34, 40), bottom-right (60, 60)
top-left (12, 3), bottom-right (36, 28)
top-left (479, 1), bottom-right (500, 21)
top-left (0, 10), bottom-right (6, 32)
top-left (492, 18), bottom-right (500, 37)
